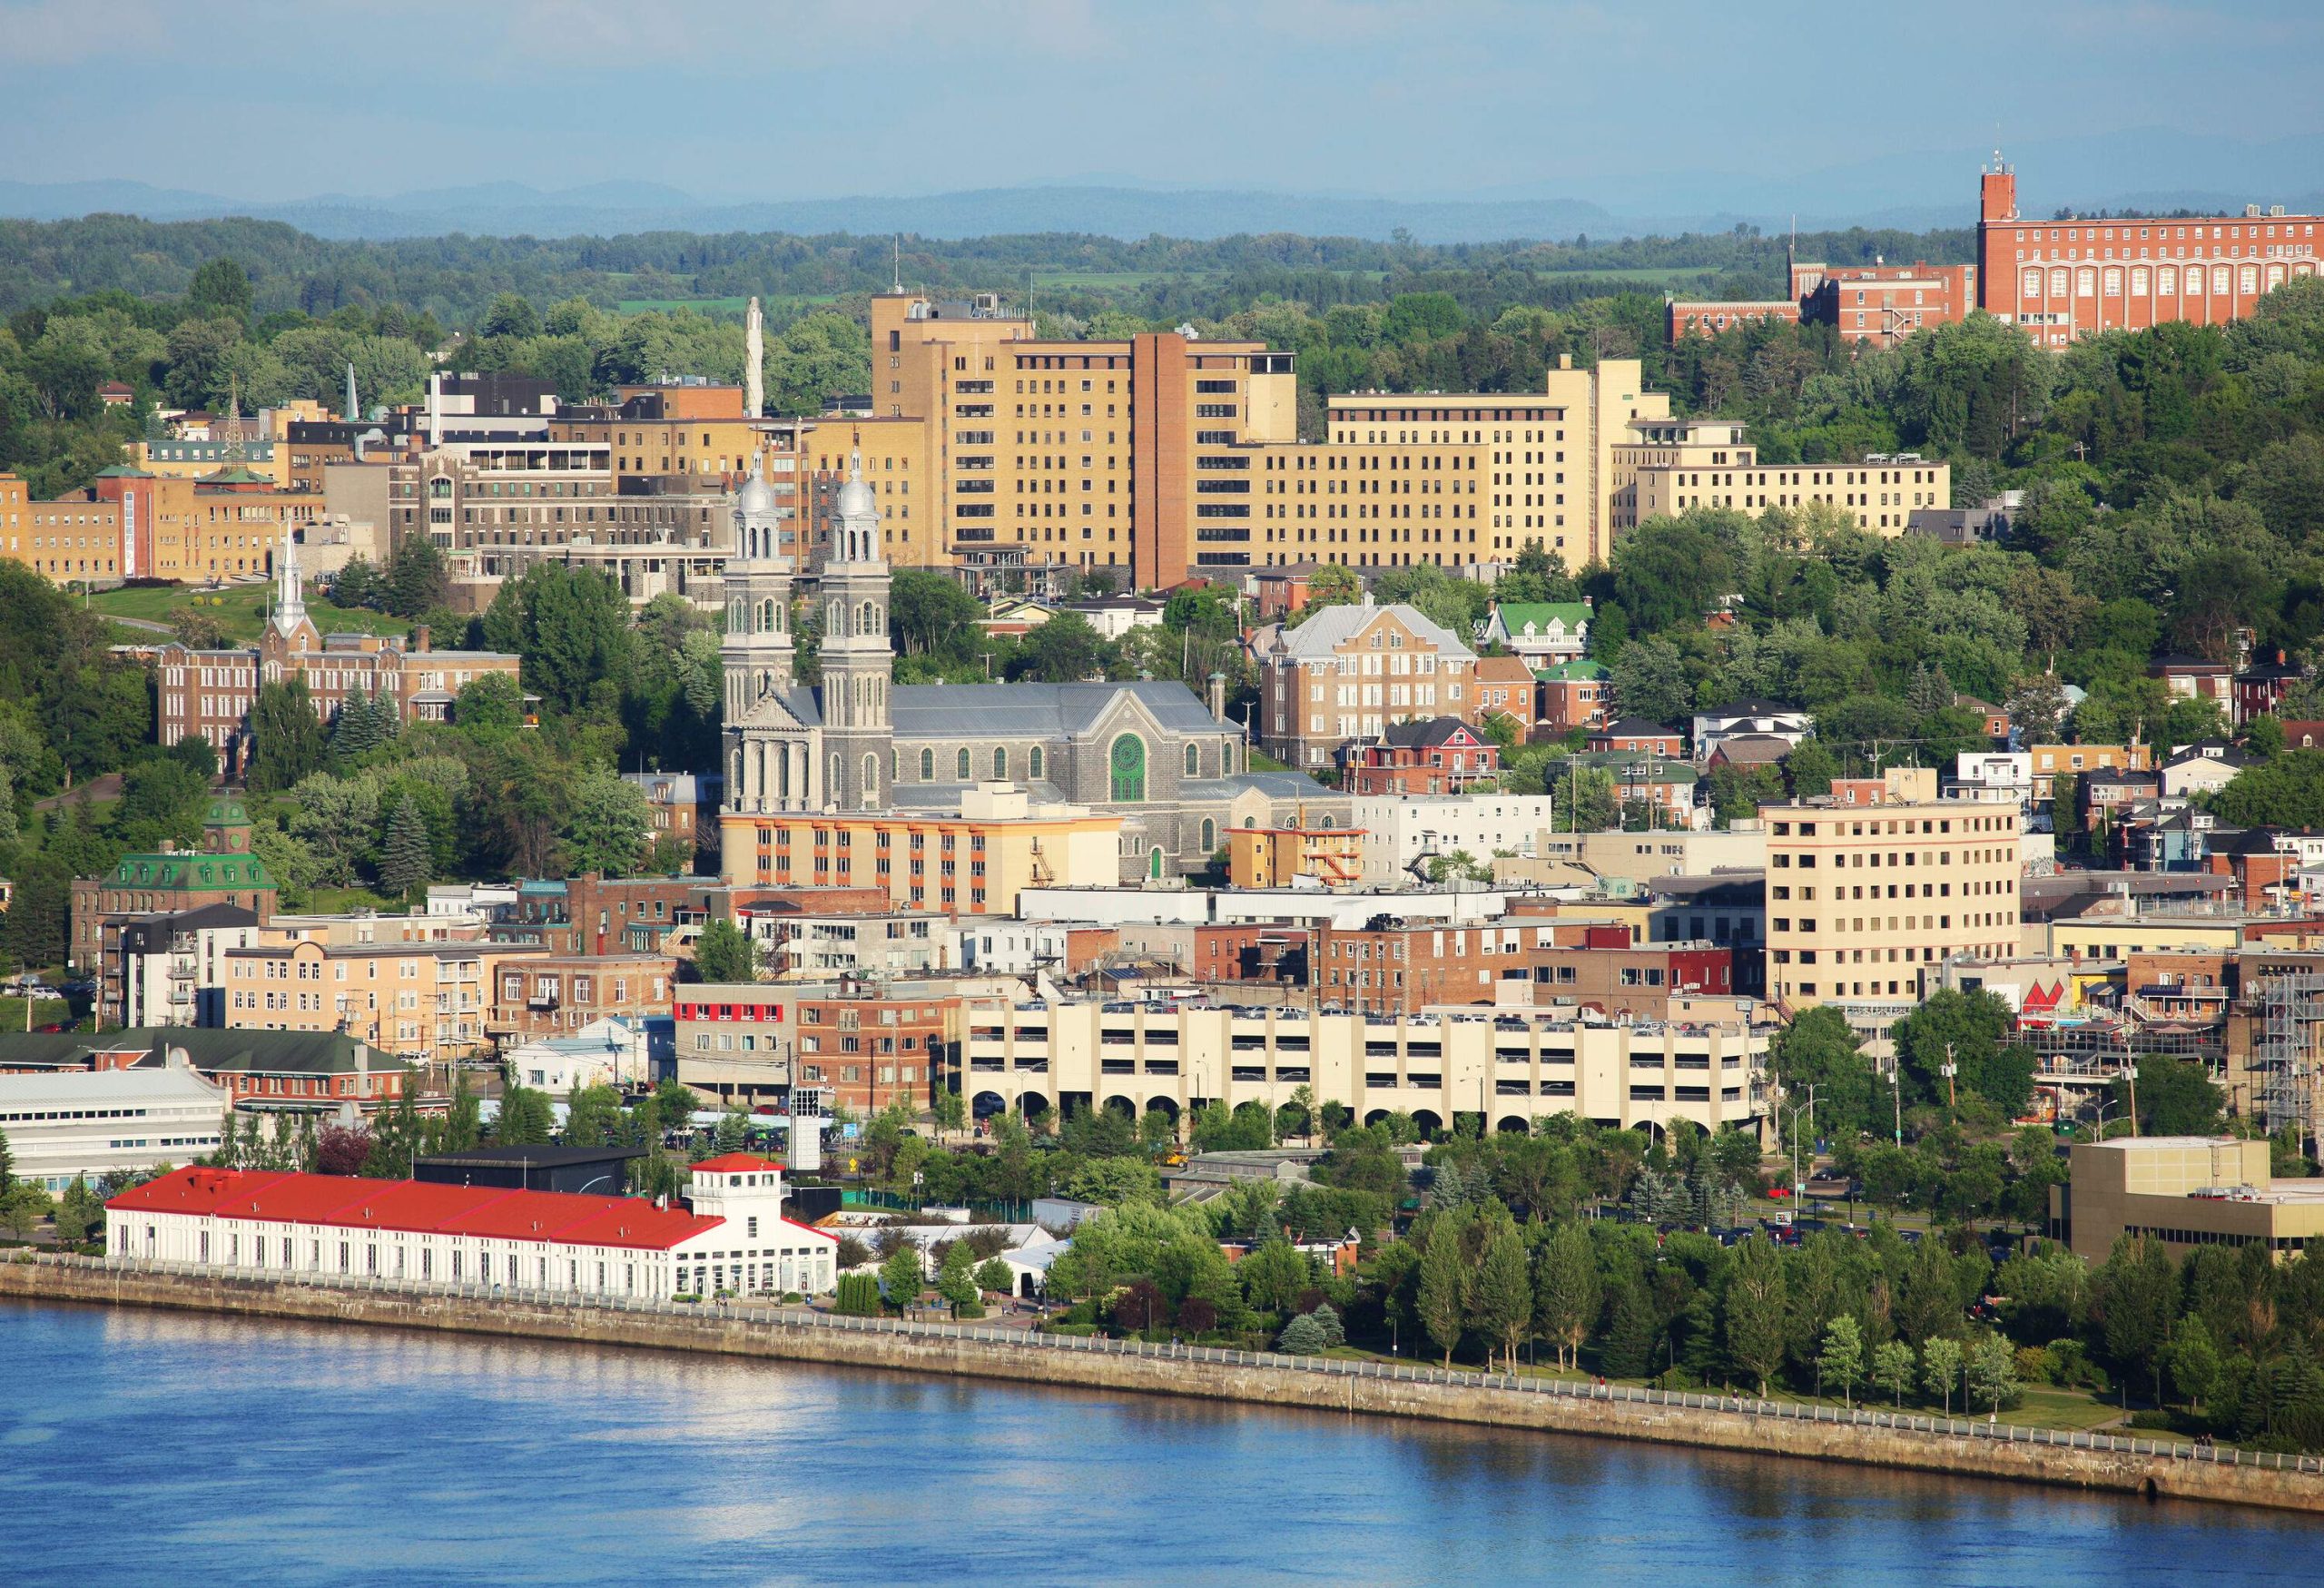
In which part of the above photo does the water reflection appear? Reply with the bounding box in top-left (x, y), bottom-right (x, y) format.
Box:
top-left (4, 1299), bottom-right (2319, 1587)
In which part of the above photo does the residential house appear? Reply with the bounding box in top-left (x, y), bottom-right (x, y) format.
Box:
top-left (1482, 601), bottom-right (1591, 666)
top-left (1258, 598), bottom-right (1478, 772)
top-left (1472, 656), bottom-right (1544, 738)
top-left (1535, 658), bottom-right (1611, 737)
top-left (1342, 717), bottom-right (1498, 796)
top-left (1587, 718), bottom-right (1684, 756)
top-left (1691, 701), bottom-right (1811, 767)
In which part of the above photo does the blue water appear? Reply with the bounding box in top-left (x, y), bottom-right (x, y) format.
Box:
top-left (3, 1299), bottom-right (2319, 1586)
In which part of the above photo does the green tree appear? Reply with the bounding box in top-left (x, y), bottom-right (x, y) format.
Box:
top-left (1012, 610), bottom-right (1110, 682)
top-left (376, 794), bottom-right (432, 899)
top-left (2167, 1313), bottom-right (2223, 1412)
top-left (2098, 1233), bottom-right (2176, 1405)
top-left (1723, 1234), bottom-right (1790, 1396)
top-left (1817, 1314), bottom-right (1866, 1407)
top-left (692, 918), bottom-right (756, 984)
top-left (1417, 1208), bottom-right (1472, 1366)
top-left (383, 535), bottom-right (450, 618)
top-left (1472, 1209), bottom-right (1533, 1370)
top-left (1871, 1338), bottom-right (1918, 1407)
top-left (936, 1239), bottom-right (981, 1317)
top-left (559, 767), bottom-right (652, 877)
top-left (562, 1083), bottom-right (624, 1150)
top-left (189, 256), bottom-right (253, 321)
top-left (881, 1242), bottom-right (926, 1308)
top-left (1965, 1332), bottom-right (2020, 1416)
top-left (2111, 1055), bottom-right (2224, 1138)
top-left (247, 677), bottom-right (328, 793)
top-left (974, 1257), bottom-right (1013, 1297)
top-left (1921, 1335), bottom-right (1965, 1415)
top-left (495, 1083), bottom-right (556, 1146)
top-left (0, 1123), bottom-right (13, 1192)
top-left (1238, 1237), bottom-right (1311, 1316)
top-left (453, 673), bottom-right (526, 737)
top-left (0, 1181), bottom-right (54, 1240)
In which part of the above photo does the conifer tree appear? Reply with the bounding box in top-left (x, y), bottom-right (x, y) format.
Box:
top-left (377, 794), bottom-right (432, 900)
top-left (330, 685), bottom-right (383, 762)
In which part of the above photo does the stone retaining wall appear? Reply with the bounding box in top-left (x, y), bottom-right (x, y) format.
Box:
top-left (8, 1258), bottom-right (2319, 1516)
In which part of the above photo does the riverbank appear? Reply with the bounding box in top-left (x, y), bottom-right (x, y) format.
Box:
top-left (10, 1254), bottom-right (2321, 1515)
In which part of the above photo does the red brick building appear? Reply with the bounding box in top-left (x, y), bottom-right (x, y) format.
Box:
top-left (1342, 716), bottom-right (1498, 795)
top-left (1312, 917), bottom-right (1734, 1017)
top-left (1535, 659), bottom-right (1611, 736)
top-left (1472, 656), bottom-right (1545, 739)
top-left (1587, 718), bottom-right (1685, 756)
top-left (1797, 261), bottom-right (1977, 347)
top-left (487, 952), bottom-right (676, 1042)
top-left (1976, 159), bottom-right (2322, 347)
top-left (1667, 300), bottom-right (1800, 342)
top-left (793, 989), bottom-right (961, 1115)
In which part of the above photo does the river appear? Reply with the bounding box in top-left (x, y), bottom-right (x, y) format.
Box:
top-left (2, 1299), bottom-right (2319, 1586)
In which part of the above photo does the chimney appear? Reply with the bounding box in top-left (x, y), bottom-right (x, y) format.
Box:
top-left (414, 623), bottom-right (431, 653)
top-left (1207, 671), bottom-right (1227, 723)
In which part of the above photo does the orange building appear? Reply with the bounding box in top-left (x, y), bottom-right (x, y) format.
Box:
top-left (1976, 158), bottom-right (2322, 347)
top-left (1797, 261), bottom-right (1977, 347)
top-left (1227, 823), bottom-right (1364, 890)
top-left (1667, 300), bottom-right (1800, 341)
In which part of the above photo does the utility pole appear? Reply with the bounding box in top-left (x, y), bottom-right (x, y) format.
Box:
top-left (1943, 1041), bottom-right (1958, 1111)
top-left (2126, 1060), bottom-right (2141, 1139)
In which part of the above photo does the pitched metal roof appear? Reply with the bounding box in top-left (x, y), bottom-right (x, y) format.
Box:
top-left (1267, 602), bottom-right (1475, 663)
top-left (889, 680), bottom-right (1226, 738)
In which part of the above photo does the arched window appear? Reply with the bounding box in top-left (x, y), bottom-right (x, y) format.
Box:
top-left (862, 755), bottom-right (879, 810)
top-left (829, 754), bottom-right (841, 795)
top-left (1318, 814), bottom-right (1334, 829)
top-left (1245, 816), bottom-right (1258, 829)
top-left (956, 747), bottom-right (972, 780)
top-left (1109, 735), bottom-right (1147, 803)
top-left (920, 747), bottom-right (935, 780)
top-left (1029, 745), bottom-right (1044, 781)
top-left (993, 747), bottom-right (1008, 779)
top-left (1200, 818), bottom-right (1216, 852)
top-left (1184, 743), bottom-right (1200, 776)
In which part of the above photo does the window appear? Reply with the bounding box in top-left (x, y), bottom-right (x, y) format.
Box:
top-left (1109, 734), bottom-right (1147, 802)
top-left (1183, 743), bottom-right (1199, 776)
top-left (1028, 745), bottom-right (1044, 781)
top-left (1200, 817), bottom-right (1216, 852)
top-left (992, 746), bottom-right (1008, 779)
top-left (920, 747), bottom-right (934, 780)
top-left (956, 747), bottom-right (971, 779)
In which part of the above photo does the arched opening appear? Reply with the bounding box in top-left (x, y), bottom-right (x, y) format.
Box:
top-left (1029, 745), bottom-right (1045, 781)
top-left (1018, 1093), bottom-right (1052, 1124)
top-left (1101, 1094), bottom-right (1137, 1120)
top-left (1318, 814), bottom-right (1335, 829)
top-left (1183, 743), bottom-right (1199, 776)
top-left (1142, 1097), bottom-right (1181, 1129)
top-left (993, 746), bottom-right (1008, 779)
top-left (1496, 1115), bottom-right (1531, 1135)
top-left (920, 747), bottom-right (935, 780)
top-left (1411, 1109), bottom-right (1444, 1139)
top-left (956, 747), bottom-right (972, 780)
top-left (1109, 734), bottom-right (1147, 802)
top-left (1148, 846), bottom-right (1165, 881)
top-left (1362, 1109), bottom-right (1392, 1129)
top-left (971, 1090), bottom-right (1008, 1121)
top-left (1244, 816), bottom-right (1258, 829)
top-left (1199, 817), bottom-right (1216, 853)
top-left (828, 754), bottom-right (841, 794)
top-left (862, 754), bottom-right (879, 809)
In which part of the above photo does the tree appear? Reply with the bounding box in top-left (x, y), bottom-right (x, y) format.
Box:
top-left (248, 678), bottom-right (328, 793)
top-left (1817, 1315), bottom-right (1866, 1407)
top-left (974, 1257), bottom-right (1013, 1297)
top-left (692, 918), bottom-right (756, 984)
top-left (495, 1083), bottom-right (556, 1146)
top-left (1723, 1234), bottom-right (1790, 1396)
top-left (881, 1242), bottom-right (926, 1307)
top-left (1783, 738), bottom-right (1839, 799)
top-left (2112, 1054), bottom-right (2225, 1138)
top-left (1277, 1311), bottom-right (1330, 1355)
top-left (1238, 1237), bottom-right (1310, 1316)
top-left (482, 292), bottom-right (541, 340)
top-left (1965, 1333), bottom-right (2020, 1416)
top-left (0, 1181), bottom-right (54, 1240)
top-left (936, 1239), bottom-right (981, 1317)
top-left (2098, 1233), bottom-right (2176, 1405)
top-left (1921, 1335), bottom-right (1964, 1415)
top-left (377, 794), bottom-right (432, 899)
top-left (170, 604), bottom-right (231, 648)
top-left (1013, 610), bottom-right (1110, 682)
top-left (1472, 1210), bottom-right (1533, 1370)
top-left (0, 1124), bottom-right (12, 1193)
top-left (383, 535), bottom-right (450, 618)
top-left (189, 257), bottom-right (253, 321)
top-left (563, 1083), bottom-right (623, 1150)
top-left (454, 673), bottom-right (526, 737)
top-left (1872, 1338), bottom-right (1918, 1407)
top-left (559, 767), bottom-right (651, 877)
top-left (1608, 634), bottom-right (1691, 725)
top-left (2167, 1314), bottom-right (2223, 1413)
top-left (315, 1122), bottom-right (371, 1176)
top-left (1417, 1208), bottom-right (1472, 1366)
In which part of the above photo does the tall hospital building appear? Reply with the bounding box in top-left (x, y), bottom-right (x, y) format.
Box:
top-left (837, 290), bottom-right (1662, 588)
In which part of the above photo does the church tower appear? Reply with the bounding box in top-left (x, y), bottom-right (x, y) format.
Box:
top-left (818, 445), bottom-right (892, 812)
top-left (720, 452), bottom-right (810, 821)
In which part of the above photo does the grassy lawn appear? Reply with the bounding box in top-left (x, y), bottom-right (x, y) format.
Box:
top-left (88, 583), bottom-right (409, 645)
top-left (0, 996), bottom-right (73, 1031)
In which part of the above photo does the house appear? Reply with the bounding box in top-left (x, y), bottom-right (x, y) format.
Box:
top-left (976, 595), bottom-right (1052, 638)
top-left (1954, 694), bottom-right (2010, 741)
top-left (2159, 744), bottom-right (2252, 799)
top-left (1342, 717), bottom-right (1497, 796)
top-left (2282, 720), bottom-right (2324, 751)
top-left (2235, 651), bottom-right (2305, 725)
top-left (1472, 655), bottom-right (1544, 738)
top-left (1258, 598), bottom-right (1478, 772)
top-left (2150, 653), bottom-right (2233, 706)
top-left (1945, 751), bottom-right (2034, 813)
top-left (1483, 601), bottom-right (1591, 666)
top-left (1061, 595), bottom-right (1167, 639)
top-left (1246, 564), bottom-right (1323, 623)
top-left (500, 1016), bottom-right (658, 1093)
top-left (2024, 743), bottom-right (2152, 803)
top-left (1535, 658), bottom-right (1612, 736)
top-left (1691, 701), bottom-right (1811, 767)
top-left (1587, 718), bottom-right (1684, 757)
top-left (2080, 767), bottom-right (2162, 824)
top-left (1706, 734), bottom-right (1797, 773)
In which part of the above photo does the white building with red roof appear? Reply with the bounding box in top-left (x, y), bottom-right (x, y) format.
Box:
top-left (105, 1152), bottom-right (835, 1300)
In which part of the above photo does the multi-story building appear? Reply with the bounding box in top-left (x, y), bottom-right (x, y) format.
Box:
top-left (2026, 743), bottom-right (2152, 803)
top-left (1226, 824), bottom-right (1364, 890)
top-left (1762, 770), bottom-right (2024, 1019)
top-left (1797, 261), bottom-right (1977, 347)
top-left (1482, 601), bottom-right (1591, 666)
top-left (0, 1058), bottom-right (229, 1192)
top-left (151, 544), bottom-right (521, 773)
top-left (1667, 299), bottom-right (1801, 341)
top-left (1536, 658), bottom-right (1612, 736)
top-left (1472, 656), bottom-right (1547, 739)
top-left (674, 982), bottom-right (792, 1107)
top-left (1976, 158), bottom-right (2322, 347)
top-left (0, 473), bottom-right (122, 582)
top-left (1259, 599), bottom-right (1478, 771)
top-left (792, 984), bottom-right (962, 1116)
top-left (1693, 702), bottom-right (1815, 767)
top-left (487, 952), bottom-right (676, 1045)
top-left (752, 910), bottom-right (960, 981)
top-left (114, 902), bottom-right (261, 1030)
top-left (1308, 916), bottom-right (1735, 1018)
top-left (1341, 716), bottom-right (1498, 796)
top-left (960, 998), bottom-right (1770, 1140)
top-left (1351, 794), bottom-right (1560, 889)
top-left (2051, 1137), bottom-right (2324, 1262)
top-left (1612, 417), bottom-right (1950, 537)
top-left (72, 797), bottom-right (278, 987)
top-left (223, 939), bottom-right (503, 1062)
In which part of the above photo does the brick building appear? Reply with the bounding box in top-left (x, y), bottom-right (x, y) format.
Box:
top-left (1308, 917), bottom-right (1734, 1018)
top-left (1259, 599), bottom-right (1478, 772)
top-left (792, 986), bottom-right (962, 1115)
top-left (1536, 658), bottom-right (1612, 736)
top-left (487, 952), bottom-right (677, 1044)
top-left (1341, 716), bottom-right (1497, 795)
top-left (1667, 299), bottom-right (1801, 341)
top-left (1797, 261), bottom-right (1977, 348)
top-left (73, 797), bottom-right (279, 991)
top-left (1976, 158), bottom-right (2322, 346)
top-left (1472, 656), bottom-right (1546, 739)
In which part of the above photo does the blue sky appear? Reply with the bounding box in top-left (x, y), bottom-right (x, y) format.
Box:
top-left (3, 0), bottom-right (2319, 208)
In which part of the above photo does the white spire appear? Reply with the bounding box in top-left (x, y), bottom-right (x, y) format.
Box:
top-left (744, 296), bottom-right (764, 418)
top-left (271, 538), bottom-right (307, 638)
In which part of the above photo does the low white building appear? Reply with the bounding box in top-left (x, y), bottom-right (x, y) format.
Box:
top-left (1692, 702), bottom-right (1813, 767)
top-left (1944, 751), bottom-right (2034, 810)
top-left (503, 1016), bottom-right (655, 1092)
top-left (0, 1059), bottom-right (230, 1192)
top-left (750, 910), bottom-right (960, 980)
top-left (105, 1151), bottom-right (837, 1300)
top-left (1350, 794), bottom-right (1560, 889)
top-left (1016, 884), bottom-right (1518, 930)
top-left (962, 921), bottom-right (1088, 975)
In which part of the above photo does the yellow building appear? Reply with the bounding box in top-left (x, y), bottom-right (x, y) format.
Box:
top-left (222, 938), bottom-right (533, 1060)
top-left (1227, 824), bottom-right (1365, 890)
top-left (1763, 768), bottom-right (2023, 1018)
top-left (2043, 915), bottom-right (2246, 962)
top-left (721, 785), bottom-right (1120, 915)
top-left (1612, 418), bottom-right (1951, 537)
top-left (2053, 1137), bottom-right (2324, 1262)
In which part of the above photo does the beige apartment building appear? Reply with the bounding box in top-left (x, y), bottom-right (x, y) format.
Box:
top-left (1612, 418), bottom-right (1951, 537)
top-left (221, 938), bottom-right (531, 1062)
top-left (1762, 769), bottom-right (2022, 1017)
top-left (2053, 1137), bottom-right (2324, 1262)
top-left (961, 998), bottom-right (1770, 1140)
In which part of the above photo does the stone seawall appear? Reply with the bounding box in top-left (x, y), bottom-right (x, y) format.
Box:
top-left (9, 1258), bottom-right (2320, 1516)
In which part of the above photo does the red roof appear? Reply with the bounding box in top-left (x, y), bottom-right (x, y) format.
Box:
top-left (109, 1167), bottom-right (720, 1252)
top-left (690, 1153), bottom-right (784, 1174)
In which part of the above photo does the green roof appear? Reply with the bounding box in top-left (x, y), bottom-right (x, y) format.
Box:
top-left (1493, 602), bottom-right (1592, 637)
top-left (0, 1028), bottom-right (405, 1077)
top-left (1535, 658), bottom-right (1610, 682)
top-left (106, 849), bottom-right (273, 893)
top-left (92, 464), bottom-right (155, 479)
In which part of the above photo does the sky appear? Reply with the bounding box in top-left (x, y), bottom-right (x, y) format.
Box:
top-left (3, 0), bottom-right (2320, 209)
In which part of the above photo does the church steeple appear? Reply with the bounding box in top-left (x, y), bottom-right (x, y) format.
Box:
top-left (270, 536), bottom-right (308, 640)
top-left (818, 441), bottom-right (892, 811)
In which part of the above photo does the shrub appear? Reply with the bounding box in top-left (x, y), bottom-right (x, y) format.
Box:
top-left (834, 1272), bottom-right (882, 1317)
top-left (1306, 1302), bottom-right (1345, 1348)
top-left (1277, 1313), bottom-right (1330, 1355)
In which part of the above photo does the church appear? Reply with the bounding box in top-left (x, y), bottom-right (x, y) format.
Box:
top-left (716, 448), bottom-right (1344, 883)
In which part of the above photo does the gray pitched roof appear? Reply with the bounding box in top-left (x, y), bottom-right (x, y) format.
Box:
top-left (1268, 602), bottom-right (1475, 663)
top-left (890, 680), bottom-right (1225, 739)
